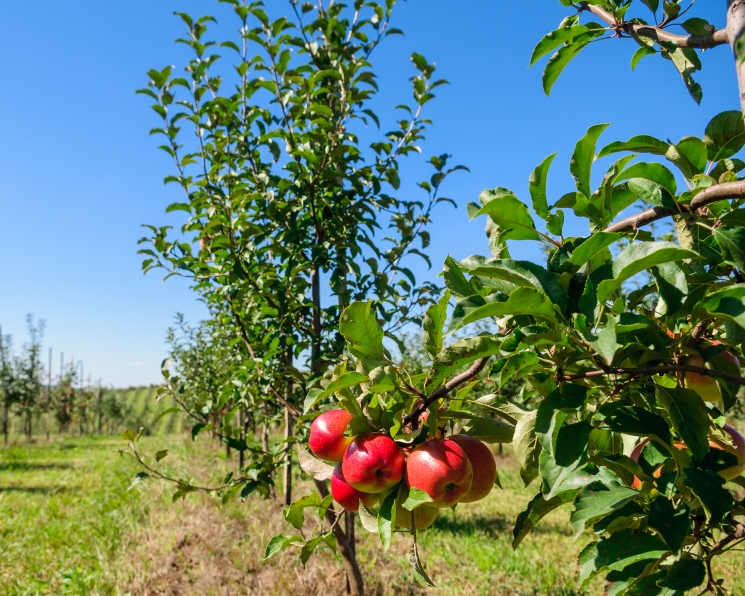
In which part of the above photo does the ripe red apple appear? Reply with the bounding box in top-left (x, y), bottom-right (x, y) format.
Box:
top-left (331, 464), bottom-right (377, 512)
top-left (681, 353), bottom-right (721, 402)
top-left (448, 434), bottom-right (497, 502)
top-left (709, 424), bottom-right (745, 480)
top-left (309, 409), bottom-right (354, 462)
top-left (405, 439), bottom-right (473, 508)
top-left (342, 433), bottom-right (405, 493)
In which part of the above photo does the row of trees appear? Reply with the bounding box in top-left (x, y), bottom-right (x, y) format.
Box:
top-left (0, 316), bottom-right (126, 441)
top-left (129, 0), bottom-right (745, 594)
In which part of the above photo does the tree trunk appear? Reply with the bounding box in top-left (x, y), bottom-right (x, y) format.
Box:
top-left (315, 479), bottom-right (364, 596)
top-left (0, 327), bottom-right (8, 446)
top-left (311, 264), bottom-right (322, 376)
top-left (239, 407), bottom-right (245, 470)
top-left (727, 0), bottom-right (745, 114)
top-left (96, 381), bottom-right (102, 435)
top-left (283, 406), bottom-right (293, 506)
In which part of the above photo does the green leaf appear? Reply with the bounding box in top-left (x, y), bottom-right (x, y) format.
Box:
top-left (425, 335), bottom-right (501, 389)
top-left (378, 490), bottom-right (397, 551)
top-left (442, 256), bottom-right (476, 299)
top-left (658, 558), bottom-right (706, 591)
top-left (619, 161), bottom-right (678, 194)
top-left (530, 24), bottom-right (600, 66)
top-left (542, 30), bottom-right (604, 96)
top-left (263, 535), bottom-right (303, 560)
top-left (565, 233), bottom-right (623, 270)
top-left (570, 482), bottom-right (641, 537)
top-left (655, 384), bottom-right (710, 461)
top-left (497, 352), bottom-right (540, 388)
top-left (651, 261), bottom-right (688, 317)
top-left (513, 411), bottom-right (540, 485)
top-left (283, 493), bottom-right (322, 530)
top-left (469, 260), bottom-right (568, 313)
top-left (714, 227), bottom-right (745, 271)
top-left (705, 110), bottom-right (745, 162)
top-left (684, 468), bottom-right (734, 524)
top-left (631, 45), bottom-right (656, 70)
top-left (406, 546), bottom-right (436, 587)
top-left (463, 416), bottom-right (515, 444)
top-left (694, 285), bottom-right (745, 330)
top-left (155, 450), bottom-right (169, 462)
top-left (339, 302), bottom-right (386, 361)
top-left (571, 123), bottom-right (611, 198)
top-left (597, 135), bottom-right (670, 159)
top-left (554, 421), bottom-right (593, 467)
top-left (473, 188), bottom-right (540, 242)
top-left (513, 491), bottom-right (576, 548)
top-left (422, 291), bottom-right (450, 359)
top-left (303, 372), bottom-right (367, 413)
top-left (358, 502), bottom-right (379, 533)
top-left (529, 153), bottom-right (557, 219)
top-left (578, 317), bottom-right (619, 366)
top-left (601, 403), bottom-right (672, 445)
top-left (663, 47), bottom-right (703, 104)
top-left (577, 530), bottom-right (667, 590)
top-left (596, 242), bottom-right (700, 304)
top-left (403, 487), bottom-right (434, 511)
top-left (463, 288), bottom-right (557, 324)
top-left (640, 0), bottom-right (659, 14)
top-left (666, 136), bottom-right (707, 179)
top-left (647, 497), bottom-right (690, 553)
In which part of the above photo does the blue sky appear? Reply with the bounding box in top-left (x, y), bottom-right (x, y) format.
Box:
top-left (0, 1), bottom-right (737, 387)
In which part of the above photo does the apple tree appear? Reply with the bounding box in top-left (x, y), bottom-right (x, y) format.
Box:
top-left (274, 1), bottom-right (745, 594)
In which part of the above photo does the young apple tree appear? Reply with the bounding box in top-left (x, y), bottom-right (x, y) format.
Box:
top-left (275, 1), bottom-right (745, 593)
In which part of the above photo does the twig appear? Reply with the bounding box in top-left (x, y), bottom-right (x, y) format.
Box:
top-left (402, 357), bottom-right (490, 428)
top-left (560, 364), bottom-right (745, 386)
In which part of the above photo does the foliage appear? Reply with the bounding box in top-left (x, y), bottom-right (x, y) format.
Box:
top-left (273, 1), bottom-right (745, 593)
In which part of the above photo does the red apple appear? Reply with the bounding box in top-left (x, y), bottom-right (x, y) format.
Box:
top-left (405, 439), bottom-right (473, 508)
top-left (681, 353), bottom-right (721, 402)
top-left (709, 424), bottom-right (745, 480)
top-left (342, 433), bottom-right (405, 493)
top-left (331, 464), bottom-right (377, 512)
top-left (309, 409), bottom-right (354, 463)
top-left (448, 434), bottom-right (497, 502)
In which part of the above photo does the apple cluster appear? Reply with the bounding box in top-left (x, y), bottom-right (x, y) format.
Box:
top-left (309, 409), bottom-right (498, 529)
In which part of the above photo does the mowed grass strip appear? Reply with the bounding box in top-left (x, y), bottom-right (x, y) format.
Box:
top-left (2, 436), bottom-right (745, 595)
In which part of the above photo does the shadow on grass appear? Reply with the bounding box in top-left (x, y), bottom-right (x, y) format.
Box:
top-left (0, 485), bottom-right (74, 494)
top-left (0, 462), bottom-right (73, 472)
top-left (432, 513), bottom-right (574, 540)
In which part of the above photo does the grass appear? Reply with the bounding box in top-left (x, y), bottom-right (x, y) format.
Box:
top-left (2, 435), bottom-right (745, 595)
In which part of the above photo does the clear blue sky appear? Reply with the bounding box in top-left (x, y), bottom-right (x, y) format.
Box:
top-left (0, 1), bottom-right (736, 387)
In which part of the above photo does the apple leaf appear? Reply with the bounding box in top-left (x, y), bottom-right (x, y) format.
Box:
top-left (295, 444), bottom-right (335, 481)
top-left (303, 371), bottom-right (367, 413)
top-left (422, 291), bottom-right (450, 359)
top-left (658, 558), bottom-right (706, 591)
top-left (528, 152), bottom-right (557, 219)
top-left (425, 335), bottom-right (502, 389)
top-left (358, 502), bottom-right (380, 533)
top-left (263, 534), bottom-right (304, 560)
top-left (378, 491), bottom-right (397, 551)
top-left (577, 530), bottom-right (667, 590)
top-left (513, 491), bottom-right (576, 548)
top-left (683, 468), bottom-right (734, 524)
top-left (647, 497), bottom-right (690, 554)
top-left (571, 123), bottom-right (610, 198)
top-left (655, 384), bottom-right (710, 462)
top-left (570, 482), bottom-right (641, 537)
top-left (471, 188), bottom-right (540, 242)
top-left (283, 493), bottom-right (323, 530)
top-left (339, 301), bottom-right (386, 361)
top-left (463, 287), bottom-right (557, 325)
top-left (694, 285), bottom-right (745, 330)
top-left (402, 488), bottom-right (433, 511)
top-left (406, 545), bottom-right (436, 587)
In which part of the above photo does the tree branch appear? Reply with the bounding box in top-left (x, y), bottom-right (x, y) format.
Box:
top-left (402, 357), bottom-right (490, 429)
top-left (603, 180), bottom-right (745, 233)
top-left (560, 364), bottom-right (745, 386)
top-left (579, 2), bottom-right (728, 49)
top-left (708, 519), bottom-right (745, 558)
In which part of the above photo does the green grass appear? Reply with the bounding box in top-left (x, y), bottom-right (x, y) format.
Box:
top-left (2, 436), bottom-right (745, 596)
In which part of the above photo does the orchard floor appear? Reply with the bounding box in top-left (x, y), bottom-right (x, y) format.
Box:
top-left (1, 436), bottom-right (745, 596)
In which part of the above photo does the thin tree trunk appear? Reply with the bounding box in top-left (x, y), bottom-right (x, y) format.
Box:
top-left (0, 327), bottom-right (8, 446)
top-left (96, 381), bottom-right (102, 435)
top-left (311, 264), bottom-right (322, 375)
top-left (727, 0), bottom-right (745, 114)
top-left (315, 479), bottom-right (364, 596)
top-left (283, 406), bottom-right (293, 506)
top-left (239, 407), bottom-right (245, 470)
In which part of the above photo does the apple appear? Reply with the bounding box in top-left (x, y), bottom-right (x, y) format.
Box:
top-left (708, 424), bottom-right (745, 480)
top-left (342, 433), bottom-right (405, 493)
top-left (309, 409), bottom-right (354, 462)
top-left (709, 340), bottom-right (741, 370)
top-left (405, 439), bottom-right (473, 508)
top-left (331, 464), bottom-right (377, 512)
top-left (681, 353), bottom-right (721, 402)
top-left (448, 434), bottom-right (497, 502)
top-left (394, 496), bottom-right (439, 530)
